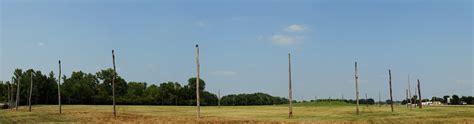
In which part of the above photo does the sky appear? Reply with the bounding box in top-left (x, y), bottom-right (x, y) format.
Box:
top-left (1, 0), bottom-right (472, 101)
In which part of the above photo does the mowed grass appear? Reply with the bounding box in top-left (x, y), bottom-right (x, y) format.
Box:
top-left (1, 102), bottom-right (473, 123)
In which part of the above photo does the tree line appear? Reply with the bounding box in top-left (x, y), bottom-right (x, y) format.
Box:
top-left (0, 68), bottom-right (288, 106)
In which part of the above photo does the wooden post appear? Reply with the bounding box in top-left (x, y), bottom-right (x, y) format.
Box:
top-left (406, 89), bottom-right (409, 108)
top-left (408, 75), bottom-right (412, 110)
top-left (29, 72), bottom-right (34, 112)
top-left (389, 70), bottom-right (394, 112)
top-left (365, 93), bottom-right (368, 107)
top-left (417, 79), bottom-right (422, 109)
top-left (354, 62), bottom-right (360, 115)
top-left (288, 53), bottom-right (293, 119)
top-left (378, 91), bottom-right (381, 107)
top-left (112, 50), bottom-right (117, 117)
top-left (7, 82), bottom-right (10, 108)
top-left (58, 60), bottom-right (62, 114)
top-left (218, 90), bottom-right (221, 108)
top-left (16, 74), bottom-right (20, 111)
top-left (342, 93), bottom-right (344, 100)
top-left (196, 44), bottom-right (201, 118)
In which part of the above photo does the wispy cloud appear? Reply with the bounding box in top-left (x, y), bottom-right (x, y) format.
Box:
top-left (37, 42), bottom-right (44, 47)
top-left (212, 70), bottom-right (237, 76)
top-left (271, 35), bottom-right (302, 45)
top-left (196, 21), bottom-right (206, 27)
top-left (284, 24), bottom-right (307, 32)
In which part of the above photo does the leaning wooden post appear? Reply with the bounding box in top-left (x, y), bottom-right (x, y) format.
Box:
top-left (354, 62), bottom-right (360, 115)
top-left (16, 73), bottom-right (20, 111)
top-left (288, 53), bottom-right (293, 119)
top-left (417, 79), bottom-right (422, 109)
top-left (112, 50), bottom-right (117, 117)
top-left (389, 70), bottom-right (394, 112)
top-left (29, 72), bottom-right (34, 112)
top-left (195, 44), bottom-right (201, 118)
top-left (58, 60), bottom-right (62, 114)
top-left (408, 75), bottom-right (412, 110)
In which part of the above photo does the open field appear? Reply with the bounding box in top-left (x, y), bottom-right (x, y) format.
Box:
top-left (1, 102), bottom-right (474, 123)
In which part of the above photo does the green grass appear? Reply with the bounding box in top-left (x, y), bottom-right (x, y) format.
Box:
top-left (1, 102), bottom-right (473, 123)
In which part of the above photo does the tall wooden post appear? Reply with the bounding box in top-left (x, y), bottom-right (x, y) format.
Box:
top-left (389, 70), bottom-right (394, 112)
top-left (16, 74), bottom-right (20, 111)
top-left (112, 50), bottom-right (117, 117)
top-left (354, 62), bottom-right (360, 115)
top-left (58, 60), bottom-right (62, 114)
top-left (408, 75), bottom-right (412, 110)
top-left (7, 82), bottom-right (10, 108)
top-left (29, 72), bottom-right (34, 112)
top-left (196, 44), bottom-right (201, 118)
top-left (417, 79), bottom-right (422, 109)
top-left (288, 53), bottom-right (293, 119)
top-left (378, 91), bottom-right (381, 107)
top-left (365, 93), bottom-right (368, 107)
top-left (406, 89), bottom-right (409, 108)
top-left (218, 90), bottom-right (221, 108)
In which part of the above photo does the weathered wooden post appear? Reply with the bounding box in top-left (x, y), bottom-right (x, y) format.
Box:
top-left (365, 93), bottom-right (368, 107)
top-left (16, 73), bottom-right (20, 111)
top-left (218, 90), bottom-right (221, 108)
top-left (378, 91), bottom-right (381, 107)
top-left (112, 50), bottom-right (117, 117)
top-left (389, 70), bottom-right (394, 112)
top-left (288, 53), bottom-right (293, 119)
top-left (58, 60), bottom-right (62, 114)
top-left (355, 62), bottom-right (360, 115)
top-left (196, 44), bottom-right (201, 118)
top-left (406, 89), bottom-right (409, 108)
top-left (7, 82), bottom-right (10, 108)
top-left (408, 75), bottom-right (412, 110)
top-left (417, 79), bottom-right (422, 109)
top-left (29, 72), bottom-right (34, 112)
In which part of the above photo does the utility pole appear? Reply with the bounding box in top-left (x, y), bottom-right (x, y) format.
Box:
top-left (16, 73), bottom-right (20, 111)
top-left (389, 70), bottom-right (394, 112)
top-left (354, 62), bottom-right (360, 115)
top-left (58, 60), bottom-right (62, 114)
top-left (29, 72), bottom-right (34, 112)
top-left (408, 75), bottom-right (412, 110)
top-left (112, 50), bottom-right (117, 117)
top-left (288, 53), bottom-right (293, 119)
top-left (417, 79), bottom-right (422, 109)
top-left (195, 44), bottom-right (201, 118)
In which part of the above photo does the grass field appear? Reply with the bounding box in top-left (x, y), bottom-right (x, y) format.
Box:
top-left (1, 101), bottom-right (473, 123)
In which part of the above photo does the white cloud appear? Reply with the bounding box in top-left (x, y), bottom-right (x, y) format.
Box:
top-left (284, 24), bottom-right (307, 32)
top-left (37, 42), bottom-right (44, 47)
top-left (196, 21), bottom-right (206, 27)
top-left (271, 35), bottom-right (301, 45)
top-left (212, 70), bottom-right (237, 76)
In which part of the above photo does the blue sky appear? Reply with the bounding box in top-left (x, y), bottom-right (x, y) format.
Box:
top-left (1, 0), bottom-right (472, 100)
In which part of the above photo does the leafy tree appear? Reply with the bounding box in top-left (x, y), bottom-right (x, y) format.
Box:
top-left (452, 95), bottom-right (460, 105)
